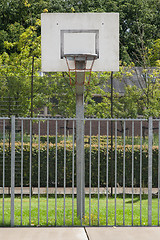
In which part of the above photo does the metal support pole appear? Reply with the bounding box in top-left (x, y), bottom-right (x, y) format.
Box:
top-left (11, 116), bottom-right (15, 227)
top-left (148, 117), bottom-right (152, 226)
top-left (76, 65), bottom-right (85, 220)
top-left (110, 71), bottom-right (113, 196)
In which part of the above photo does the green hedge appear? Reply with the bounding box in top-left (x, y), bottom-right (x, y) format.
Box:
top-left (0, 143), bottom-right (158, 188)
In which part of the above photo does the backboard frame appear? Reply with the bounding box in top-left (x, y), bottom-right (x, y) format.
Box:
top-left (61, 29), bottom-right (99, 59)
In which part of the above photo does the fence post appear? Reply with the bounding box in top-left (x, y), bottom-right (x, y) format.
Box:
top-left (11, 115), bottom-right (15, 227)
top-left (148, 116), bottom-right (152, 226)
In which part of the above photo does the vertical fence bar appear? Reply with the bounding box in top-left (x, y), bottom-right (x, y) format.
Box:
top-left (46, 120), bottom-right (49, 225)
top-left (55, 120), bottom-right (58, 225)
top-left (148, 117), bottom-right (152, 226)
top-left (38, 120), bottom-right (40, 225)
top-left (89, 121), bottom-right (92, 226)
top-left (29, 119), bottom-right (32, 225)
top-left (21, 120), bottom-right (23, 225)
top-left (132, 121), bottom-right (134, 226)
top-left (140, 121), bottom-right (142, 225)
top-left (11, 116), bottom-right (15, 227)
top-left (2, 120), bottom-right (5, 224)
top-left (72, 120), bottom-right (75, 226)
top-left (123, 121), bottom-right (126, 226)
top-left (64, 120), bottom-right (66, 226)
top-left (106, 121), bottom-right (109, 226)
top-left (98, 121), bottom-right (100, 225)
top-left (158, 120), bottom-right (160, 226)
top-left (115, 121), bottom-right (117, 226)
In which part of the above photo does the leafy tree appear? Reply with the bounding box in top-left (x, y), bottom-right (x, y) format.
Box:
top-left (0, 76), bottom-right (30, 117)
top-left (0, 0), bottom-right (28, 30)
top-left (41, 72), bottom-right (111, 118)
top-left (0, 20), bottom-right (41, 116)
top-left (117, 0), bottom-right (160, 64)
top-left (112, 66), bottom-right (160, 119)
top-left (148, 39), bottom-right (160, 67)
top-left (0, 30), bottom-right (8, 54)
top-left (0, 0), bottom-right (159, 65)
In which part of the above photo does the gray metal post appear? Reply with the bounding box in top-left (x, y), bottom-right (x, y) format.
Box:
top-left (148, 117), bottom-right (152, 226)
top-left (76, 66), bottom-right (85, 219)
top-left (11, 116), bottom-right (15, 227)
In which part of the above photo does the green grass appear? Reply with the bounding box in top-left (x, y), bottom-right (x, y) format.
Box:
top-left (0, 195), bottom-right (159, 226)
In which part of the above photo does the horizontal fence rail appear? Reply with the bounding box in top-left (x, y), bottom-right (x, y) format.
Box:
top-left (0, 116), bottom-right (159, 227)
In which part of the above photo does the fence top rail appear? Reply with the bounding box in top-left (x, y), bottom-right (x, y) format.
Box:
top-left (0, 117), bottom-right (10, 120)
top-left (15, 117), bottom-right (148, 121)
top-left (152, 119), bottom-right (160, 121)
top-left (85, 118), bottom-right (148, 121)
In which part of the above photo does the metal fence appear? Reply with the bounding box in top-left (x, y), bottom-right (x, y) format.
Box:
top-left (0, 116), bottom-right (160, 227)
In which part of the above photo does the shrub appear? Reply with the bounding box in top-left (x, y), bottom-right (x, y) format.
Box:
top-left (0, 143), bottom-right (158, 188)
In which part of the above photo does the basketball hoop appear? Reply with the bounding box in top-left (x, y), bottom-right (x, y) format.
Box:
top-left (64, 53), bottom-right (97, 85)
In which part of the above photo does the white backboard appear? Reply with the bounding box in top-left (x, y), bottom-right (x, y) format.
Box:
top-left (41, 13), bottom-right (119, 72)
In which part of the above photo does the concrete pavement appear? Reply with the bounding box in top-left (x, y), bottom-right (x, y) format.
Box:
top-left (1, 227), bottom-right (160, 240)
top-left (86, 227), bottom-right (160, 240)
top-left (0, 228), bottom-right (88, 240)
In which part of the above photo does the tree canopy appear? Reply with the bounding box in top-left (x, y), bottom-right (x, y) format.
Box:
top-left (0, 0), bottom-right (159, 64)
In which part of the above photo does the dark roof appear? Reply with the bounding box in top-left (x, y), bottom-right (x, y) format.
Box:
top-left (102, 67), bottom-right (159, 96)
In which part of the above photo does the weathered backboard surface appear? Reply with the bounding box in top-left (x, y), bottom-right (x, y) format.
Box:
top-left (41, 13), bottom-right (119, 72)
